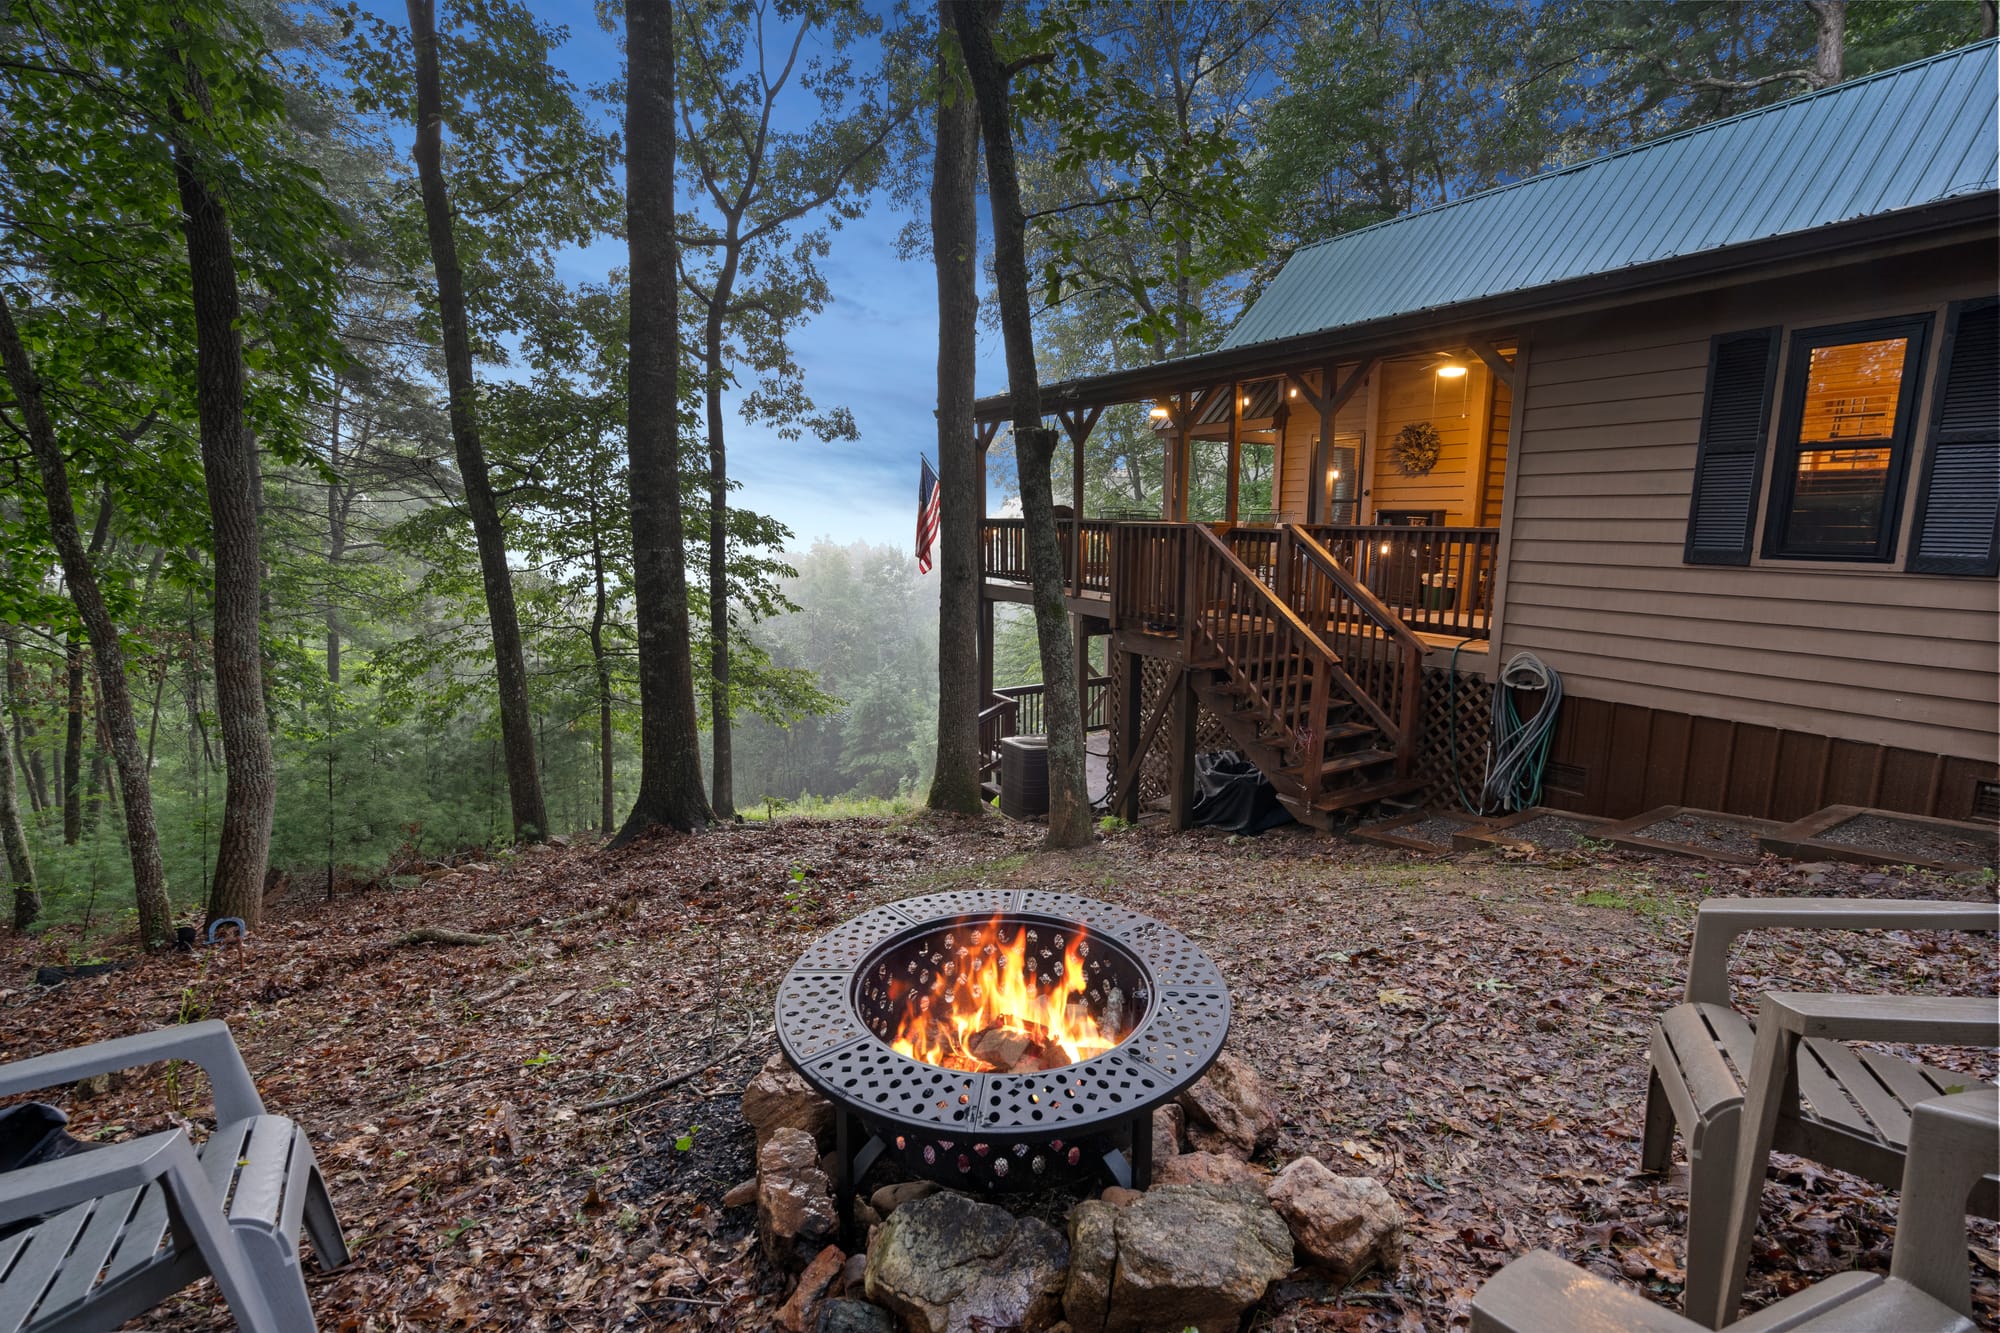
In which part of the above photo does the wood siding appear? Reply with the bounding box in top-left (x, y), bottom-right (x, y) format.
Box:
top-left (1369, 358), bottom-right (1488, 522)
top-left (1540, 693), bottom-right (1998, 824)
top-left (1499, 242), bottom-right (2000, 764)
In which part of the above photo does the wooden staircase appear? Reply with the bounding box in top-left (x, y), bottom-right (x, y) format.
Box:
top-left (1184, 525), bottom-right (1425, 828)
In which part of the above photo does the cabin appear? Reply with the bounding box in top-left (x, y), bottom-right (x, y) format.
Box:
top-left (973, 41), bottom-right (1999, 832)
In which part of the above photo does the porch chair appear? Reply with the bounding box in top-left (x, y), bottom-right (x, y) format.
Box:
top-left (1639, 897), bottom-right (2000, 1327)
top-left (1473, 1086), bottom-right (1998, 1332)
top-left (0, 1020), bottom-right (347, 1330)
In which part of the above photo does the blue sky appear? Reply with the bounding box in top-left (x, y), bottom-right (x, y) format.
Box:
top-left (482, 1), bottom-right (1012, 555)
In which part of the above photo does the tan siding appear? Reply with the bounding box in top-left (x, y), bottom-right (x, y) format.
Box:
top-left (1368, 358), bottom-right (1487, 523)
top-left (1276, 407), bottom-right (1311, 519)
top-left (1498, 240), bottom-right (2000, 762)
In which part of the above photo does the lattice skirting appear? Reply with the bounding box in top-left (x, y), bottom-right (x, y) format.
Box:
top-left (1108, 649), bottom-right (1494, 817)
top-left (1416, 666), bottom-right (1494, 812)
top-left (1106, 653), bottom-right (1228, 813)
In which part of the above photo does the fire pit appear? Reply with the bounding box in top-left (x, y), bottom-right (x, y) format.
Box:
top-left (776, 890), bottom-right (1230, 1206)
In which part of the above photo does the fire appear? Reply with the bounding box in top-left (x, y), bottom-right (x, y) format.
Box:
top-left (888, 916), bottom-right (1122, 1073)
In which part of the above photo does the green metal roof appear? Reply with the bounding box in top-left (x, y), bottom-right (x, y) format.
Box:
top-left (1222, 41), bottom-right (1999, 351)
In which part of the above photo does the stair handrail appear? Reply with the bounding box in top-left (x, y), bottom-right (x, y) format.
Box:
top-left (1186, 524), bottom-right (1335, 795)
top-left (1281, 524), bottom-right (1424, 769)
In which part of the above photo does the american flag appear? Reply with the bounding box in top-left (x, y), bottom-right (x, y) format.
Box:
top-left (916, 456), bottom-right (942, 573)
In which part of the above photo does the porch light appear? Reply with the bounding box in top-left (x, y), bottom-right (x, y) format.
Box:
top-left (1289, 387), bottom-right (1298, 398)
top-left (1149, 403), bottom-right (1170, 420)
top-left (1436, 362), bottom-right (1467, 379)
top-left (1380, 542), bottom-right (1392, 554)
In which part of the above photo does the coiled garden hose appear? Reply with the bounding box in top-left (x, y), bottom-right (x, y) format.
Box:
top-left (1482, 651), bottom-right (1562, 814)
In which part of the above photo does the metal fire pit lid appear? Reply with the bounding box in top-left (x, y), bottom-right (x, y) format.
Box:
top-left (776, 891), bottom-right (1230, 1137)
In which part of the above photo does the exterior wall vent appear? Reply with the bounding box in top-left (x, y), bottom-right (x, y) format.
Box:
top-left (1546, 761), bottom-right (1589, 793)
top-left (1973, 779), bottom-right (2000, 825)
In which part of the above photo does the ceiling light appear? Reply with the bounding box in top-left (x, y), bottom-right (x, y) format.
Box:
top-left (1436, 362), bottom-right (1467, 379)
top-left (1149, 403), bottom-right (1170, 420)
top-left (1289, 387), bottom-right (1298, 398)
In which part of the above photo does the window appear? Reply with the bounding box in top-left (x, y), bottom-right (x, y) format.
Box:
top-left (1762, 318), bottom-right (1930, 561)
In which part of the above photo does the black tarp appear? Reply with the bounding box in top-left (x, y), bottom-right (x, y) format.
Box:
top-left (1191, 751), bottom-right (1295, 834)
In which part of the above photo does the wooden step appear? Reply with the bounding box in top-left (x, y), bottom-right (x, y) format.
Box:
top-left (1309, 776), bottom-right (1426, 813)
top-left (1279, 749), bottom-right (1395, 788)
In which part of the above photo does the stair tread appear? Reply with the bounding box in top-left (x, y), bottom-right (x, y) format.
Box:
top-left (1309, 777), bottom-right (1425, 811)
top-left (1282, 749), bottom-right (1395, 780)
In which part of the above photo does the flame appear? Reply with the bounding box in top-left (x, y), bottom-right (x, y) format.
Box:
top-left (888, 916), bottom-right (1121, 1072)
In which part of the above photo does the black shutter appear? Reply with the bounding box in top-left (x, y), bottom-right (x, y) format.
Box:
top-left (1684, 328), bottom-right (1781, 565)
top-left (1908, 297), bottom-right (1999, 576)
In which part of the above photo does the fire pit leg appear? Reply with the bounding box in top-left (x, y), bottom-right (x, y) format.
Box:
top-left (831, 1107), bottom-right (886, 1248)
top-left (1131, 1111), bottom-right (1153, 1190)
top-left (833, 1107), bottom-right (855, 1243)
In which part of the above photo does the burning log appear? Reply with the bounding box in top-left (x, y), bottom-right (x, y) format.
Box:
top-left (966, 1021), bottom-right (1072, 1075)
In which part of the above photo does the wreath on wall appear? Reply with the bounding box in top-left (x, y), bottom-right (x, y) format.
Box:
top-left (1392, 421), bottom-right (1443, 476)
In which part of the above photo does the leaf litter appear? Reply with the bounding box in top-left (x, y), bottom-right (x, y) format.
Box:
top-left (0, 814), bottom-right (1992, 1330)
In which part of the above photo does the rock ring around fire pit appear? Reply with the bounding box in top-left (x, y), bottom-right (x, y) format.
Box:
top-left (775, 890), bottom-right (1230, 1216)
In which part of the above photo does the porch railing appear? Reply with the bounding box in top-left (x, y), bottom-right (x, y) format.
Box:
top-left (1301, 524), bottom-right (1498, 640)
top-left (985, 518), bottom-right (1501, 642)
top-left (979, 519), bottom-right (1114, 595)
top-left (978, 675), bottom-right (1113, 779)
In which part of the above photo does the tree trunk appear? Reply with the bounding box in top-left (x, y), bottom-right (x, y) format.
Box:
top-left (0, 710), bottom-right (33, 930)
top-left (172, 119), bottom-right (278, 929)
top-left (326, 375), bottom-right (344, 684)
top-left (704, 260), bottom-right (738, 819)
top-left (0, 294), bottom-right (173, 948)
top-left (589, 498), bottom-right (616, 834)
top-left (926, 11), bottom-right (984, 816)
top-left (1809, 0), bottom-right (1845, 87)
top-left (616, 0), bottom-right (713, 843)
top-left (950, 0), bottom-right (1091, 849)
top-left (61, 641), bottom-right (83, 845)
top-left (406, 0), bottom-right (549, 843)
top-left (6, 644), bottom-right (48, 814)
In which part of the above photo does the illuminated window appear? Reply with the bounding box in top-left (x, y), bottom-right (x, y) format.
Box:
top-left (1764, 320), bottom-right (1929, 561)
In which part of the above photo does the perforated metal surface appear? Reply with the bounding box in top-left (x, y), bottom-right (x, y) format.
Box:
top-left (775, 891), bottom-right (1231, 1145)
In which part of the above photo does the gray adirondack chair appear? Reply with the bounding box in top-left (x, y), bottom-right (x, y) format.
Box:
top-left (1475, 1086), bottom-right (1998, 1333)
top-left (1640, 897), bottom-right (2000, 1327)
top-left (0, 1020), bottom-right (347, 1330)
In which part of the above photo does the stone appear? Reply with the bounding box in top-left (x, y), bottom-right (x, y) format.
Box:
top-left (853, 1201), bottom-right (883, 1229)
top-left (745, 1052), bottom-right (835, 1150)
top-left (1263, 1157), bottom-right (1405, 1279)
top-left (780, 1245), bottom-right (847, 1332)
top-left (870, 1180), bottom-right (938, 1216)
top-left (1151, 1105), bottom-right (1182, 1162)
top-left (1063, 1182), bottom-right (1293, 1333)
top-left (759, 1127), bottom-right (838, 1270)
top-left (1177, 1054), bottom-right (1278, 1161)
top-left (723, 1178), bottom-right (758, 1208)
top-left (840, 1251), bottom-right (869, 1295)
top-left (864, 1191), bottom-right (1068, 1333)
top-left (1151, 1151), bottom-right (1268, 1189)
top-left (1099, 1187), bottom-right (1143, 1207)
top-left (817, 1299), bottom-right (897, 1333)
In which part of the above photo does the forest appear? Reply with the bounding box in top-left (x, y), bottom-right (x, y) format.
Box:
top-left (1, 0), bottom-right (1990, 947)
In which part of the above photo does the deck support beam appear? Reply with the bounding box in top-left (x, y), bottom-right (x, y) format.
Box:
top-left (1056, 405), bottom-right (1102, 591)
top-left (1467, 339), bottom-right (1516, 391)
top-left (1167, 663), bottom-right (1198, 830)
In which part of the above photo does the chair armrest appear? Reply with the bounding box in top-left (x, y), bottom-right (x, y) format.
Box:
top-left (1471, 1250), bottom-right (1699, 1333)
top-left (1894, 1087), bottom-right (2000, 1316)
top-left (1684, 899), bottom-right (2000, 1006)
top-left (0, 1020), bottom-right (268, 1123)
top-left (1759, 992), bottom-right (2000, 1046)
top-left (0, 1129), bottom-right (192, 1227)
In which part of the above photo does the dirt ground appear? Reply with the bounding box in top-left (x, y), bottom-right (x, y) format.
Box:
top-left (1, 812), bottom-right (1993, 1331)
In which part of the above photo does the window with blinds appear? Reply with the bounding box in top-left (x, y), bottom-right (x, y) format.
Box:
top-left (1762, 317), bottom-right (1930, 562)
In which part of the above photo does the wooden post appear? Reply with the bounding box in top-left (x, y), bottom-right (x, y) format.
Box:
top-left (1114, 647), bottom-right (1142, 822)
top-left (1167, 663), bottom-right (1197, 831)
top-left (1467, 360), bottom-right (1499, 526)
top-left (1225, 380), bottom-right (1241, 524)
